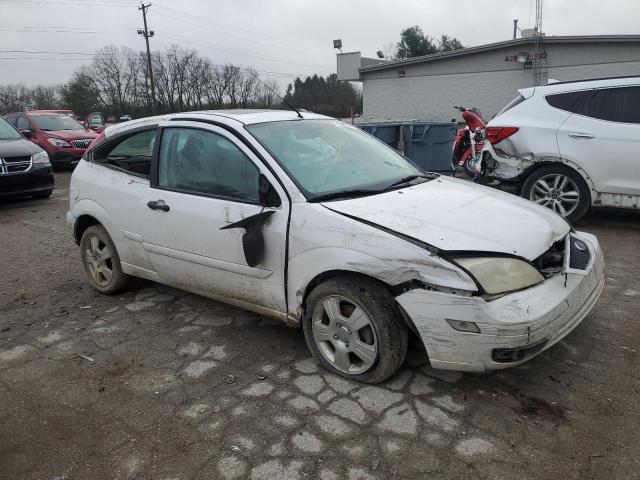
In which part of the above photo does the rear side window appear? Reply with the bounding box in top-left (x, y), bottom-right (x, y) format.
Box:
top-left (588, 86), bottom-right (640, 124)
top-left (545, 90), bottom-right (593, 115)
top-left (94, 129), bottom-right (156, 178)
top-left (16, 116), bottom-right (31, 131)
top-left (5, 116), bottom-right (18, 127)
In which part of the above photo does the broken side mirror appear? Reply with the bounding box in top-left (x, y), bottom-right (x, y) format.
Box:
top-left (258, 173), bottom-right (281, 208)
top-left (220, 210), bottom-right (276, 267)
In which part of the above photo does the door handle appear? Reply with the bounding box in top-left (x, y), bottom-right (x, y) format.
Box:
top-left (147, 199), bottom-right (170, 212)
top-left (568, 132), bottom-right (595, 139)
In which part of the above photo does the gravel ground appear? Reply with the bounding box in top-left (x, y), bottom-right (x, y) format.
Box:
top-left (1, 171), bottom-right (639, 480)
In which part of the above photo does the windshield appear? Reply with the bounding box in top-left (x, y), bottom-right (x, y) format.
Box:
top-left (246, 119), bottom-right (427, 200)
top-left (0, 117), bottom-right (22, 141)
top-left (32, 114), bottom-right (85, 131)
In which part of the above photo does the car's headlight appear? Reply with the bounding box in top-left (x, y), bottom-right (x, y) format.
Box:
top-left (47, 137), bottom-right (71, 147)
top-left (32, 151), bottom-right (50, 165)
top-left (454, 257), bottom-right (544, 295)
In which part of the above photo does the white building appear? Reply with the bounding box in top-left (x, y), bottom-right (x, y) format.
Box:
top-left (337, 35), bottom-right (640, 122)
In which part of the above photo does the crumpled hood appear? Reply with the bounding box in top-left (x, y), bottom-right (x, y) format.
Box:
top-left (45, 130), bottom-right (97, 141)
top-left (323, 177), bottom-right (570, 261)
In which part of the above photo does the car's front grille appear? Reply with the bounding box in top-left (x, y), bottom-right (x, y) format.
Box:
top-left (71, 139), bottom-right (92, 149)
top-left (568, 235), bottom-right (591, 270)
top-left (0, 156), bottom-right (32, 175)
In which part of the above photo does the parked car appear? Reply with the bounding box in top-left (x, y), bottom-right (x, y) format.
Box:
top-left (84, 112), bottom-right (133, 133)
top-left (67, 110), bottom-right (604, 383)
top-left (0, 116), bottom-right (54, 199)
top-left (4, 111), bottom-right (97, 169)
top-left (480, 76), bottom-right (640, 222)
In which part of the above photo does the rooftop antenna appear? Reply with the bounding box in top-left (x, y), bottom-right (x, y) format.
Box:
top-left (246, 69), bottom-right (303, 119)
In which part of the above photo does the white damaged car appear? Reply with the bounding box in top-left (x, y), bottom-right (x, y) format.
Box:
top-left (67, 110), bottom-right (605, 383)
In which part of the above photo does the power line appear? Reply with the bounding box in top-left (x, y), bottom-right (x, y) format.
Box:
top-left (0, 57), bottom-right (98, 61)
top-left (0, 49), bottom-right (97, 55)
top-left (2, 0), bottom-right (138, 6)
top-left (156, 31), bottom-right (332, 70)
top-left (152, 7), bottom-right (333, 58)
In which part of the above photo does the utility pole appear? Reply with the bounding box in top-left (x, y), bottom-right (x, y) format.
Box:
top-left (513, 19), bottom-right (518, 40)
top-left (138, 2), bottom-right (156, 114)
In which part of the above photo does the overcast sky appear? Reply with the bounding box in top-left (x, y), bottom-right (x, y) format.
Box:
top-left (0, 0), bottom-right (638, 87)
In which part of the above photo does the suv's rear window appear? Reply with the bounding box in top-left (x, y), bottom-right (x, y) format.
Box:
top-left (545, 90), bottom-right (593, 115)
top-left (496, 95), bottom-right (525, 116)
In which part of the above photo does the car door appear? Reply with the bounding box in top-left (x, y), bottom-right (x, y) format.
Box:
top-left (139, 122), bottom-right (289, 315)
top-left (557, 85), bottom-right (640, 196)
top-left (86, 127), bottom-right (159, 274)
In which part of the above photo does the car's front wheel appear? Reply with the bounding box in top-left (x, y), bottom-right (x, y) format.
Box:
top-left (302, 275), bottom-right (408, 384)
top-left (80, 225), bottom-right (129, 294)
top-left (521, 165), bottom-right (591, 223)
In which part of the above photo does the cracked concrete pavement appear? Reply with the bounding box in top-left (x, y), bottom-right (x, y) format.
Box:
top-left (1, 172), bottom-right (639, 479)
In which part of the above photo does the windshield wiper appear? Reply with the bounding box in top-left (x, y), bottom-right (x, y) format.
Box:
top-left (383, 173), bottom-right (436, 190)
top-left (309, 188), bottom-right (381, 203)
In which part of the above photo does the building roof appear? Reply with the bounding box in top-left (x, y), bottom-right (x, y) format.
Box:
top-left (359, 35), bottom-right (640, 74)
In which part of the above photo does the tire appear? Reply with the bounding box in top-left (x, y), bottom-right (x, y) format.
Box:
top-left (462, 158), bottom-right (476, 178)
top-left (302, 275), bottom-right (408, 384)
top-left (80, 225), bottom-right (129, 294)
top-left (521, 165), bottom-right (591, 223)
top-left (32, 190), bottom-right (53, 199)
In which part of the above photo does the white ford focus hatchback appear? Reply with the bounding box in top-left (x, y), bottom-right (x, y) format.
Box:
top-left (67, 110), bottom-right (604, 383)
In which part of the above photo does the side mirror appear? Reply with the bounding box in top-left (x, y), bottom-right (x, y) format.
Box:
top-left (258, 173), bottom-right (281, 208)
top-left (20, 129), bottom-right (33, 139)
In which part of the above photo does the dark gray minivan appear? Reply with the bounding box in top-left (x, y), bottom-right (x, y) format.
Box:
top-left (0, 116), bottom-right (54, 199)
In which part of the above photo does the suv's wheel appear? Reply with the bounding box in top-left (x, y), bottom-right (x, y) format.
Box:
top-left (302, 275), bottom-right (408, 384)
top-left (80, 225), bottom-right (129, 294)
top-left (521, 165), bottom-right (591, 223)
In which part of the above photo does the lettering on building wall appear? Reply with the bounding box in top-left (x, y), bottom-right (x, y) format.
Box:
top-left (505, 52), bottom-right (547, 62)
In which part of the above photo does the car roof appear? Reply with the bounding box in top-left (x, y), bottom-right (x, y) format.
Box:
top-left (103, 109), bottom-right (332, 137)
top-left (521, 75), bottom-right (640, 97)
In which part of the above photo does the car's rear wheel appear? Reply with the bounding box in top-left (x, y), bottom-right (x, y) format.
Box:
top-left (80, 225), bottom-right (129, 294)
top-left (302, 275), bottom-right (408, 384)
top-left (521, 165), bottom-right (590, 223)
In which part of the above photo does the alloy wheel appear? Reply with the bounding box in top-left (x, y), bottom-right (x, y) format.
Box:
top-left (311, 295), bottom-right (378, 374)
top-left (84, 235), bottom-right (114, 287)
top-left (530, 173), bottom-right (580, 218)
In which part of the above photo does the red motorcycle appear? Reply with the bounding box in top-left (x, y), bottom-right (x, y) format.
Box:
top-left (452, 106), bottom-right (486, 178)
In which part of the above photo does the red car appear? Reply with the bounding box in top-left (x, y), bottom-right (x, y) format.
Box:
top-left (4, 111), bottom-right (97, 168)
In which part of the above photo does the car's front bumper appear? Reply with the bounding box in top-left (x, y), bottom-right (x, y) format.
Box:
top-left (396, 231), bottom-right (604, 372)
top-left (0, 165), bottom-right (54, 197)
top-left (51, 150), bottom-right (85, 167)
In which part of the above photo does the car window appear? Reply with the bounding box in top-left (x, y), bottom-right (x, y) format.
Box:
top-left (158, 127), bottom-right (260, 204)
top-left (96, 129), bottom-right (156, 177)
top-left (588, 86), bottom-right (640, 124)
top-left (0, 117), bottom-right (22, 140)
top-left (6, 116), bottom-right (18, 127)
top-left (16, 116), bottom-right (31, 131)
top-left (246, 119), bottom-right (422, 198)
top-left (545, 90), bottom-right (593, 115)
top-left (497, 95), bottom-right (526, 116)
top-left (87, 113), bottom-right (104, 126)
top-left (31, 114), bottom-right (85, 131)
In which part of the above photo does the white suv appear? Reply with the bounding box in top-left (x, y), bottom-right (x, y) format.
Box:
top-left (67, 110), bottom-right (604, 382)
top-left (481, 76), bottom-right (640, 222)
